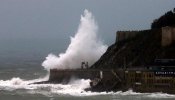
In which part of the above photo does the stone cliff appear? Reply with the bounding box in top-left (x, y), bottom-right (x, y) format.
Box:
top-left (91, 27), bottom-right (175, 69)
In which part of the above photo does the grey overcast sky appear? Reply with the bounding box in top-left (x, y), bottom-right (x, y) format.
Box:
top-left (0, 0), bottom-right (175, 44)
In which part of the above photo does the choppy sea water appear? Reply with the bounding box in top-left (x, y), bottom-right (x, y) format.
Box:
top-left (1, 63), bottom-right (175, 100)
top-left (0, 39), bottom-right (175, 100)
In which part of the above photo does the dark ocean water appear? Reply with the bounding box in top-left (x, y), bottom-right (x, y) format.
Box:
top-left (0, 39), bottom-right (175, 100)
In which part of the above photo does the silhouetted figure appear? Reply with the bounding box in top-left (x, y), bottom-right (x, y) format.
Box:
top-left (81, 61), bottom-right (89, 69)
top-left (85, 62), bottom-right (89, 69)
top-left (81, 62), bottom-right (85, 69)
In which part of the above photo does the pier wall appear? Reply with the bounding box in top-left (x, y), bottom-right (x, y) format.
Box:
top-left (49, 69), bottom-right (124, 84)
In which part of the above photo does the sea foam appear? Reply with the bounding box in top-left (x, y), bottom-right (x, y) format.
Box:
top-left (0, 77), bottom-right (175, 98)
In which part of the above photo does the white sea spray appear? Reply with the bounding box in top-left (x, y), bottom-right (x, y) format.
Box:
top-left (42, 9), bottom-right (107, 70)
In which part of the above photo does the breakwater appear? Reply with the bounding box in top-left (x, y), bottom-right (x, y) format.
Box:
top-left (49, 69), bottom-right (124, 89)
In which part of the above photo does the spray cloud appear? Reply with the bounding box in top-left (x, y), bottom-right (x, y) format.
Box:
top-left (42, 9), bottom-right (107, 70)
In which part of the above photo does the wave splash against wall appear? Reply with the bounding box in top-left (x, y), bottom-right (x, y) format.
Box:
top-left (42, 9), bottom-right (107, 70)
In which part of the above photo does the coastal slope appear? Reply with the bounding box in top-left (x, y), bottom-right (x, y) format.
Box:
top-left (91, 28), bottom-right (175, 69)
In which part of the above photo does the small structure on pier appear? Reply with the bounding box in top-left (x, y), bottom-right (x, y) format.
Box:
top-left (81, 61), bottom-right (89, 69)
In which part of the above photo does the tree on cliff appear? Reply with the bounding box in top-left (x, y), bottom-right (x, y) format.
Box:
top-left (151, 8), bottom-right (175, 29)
